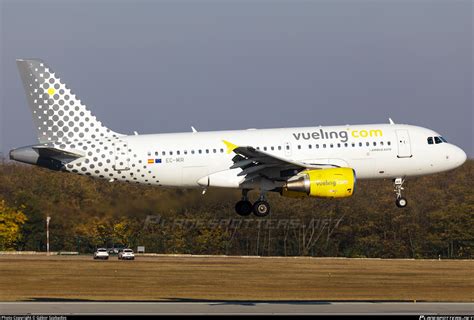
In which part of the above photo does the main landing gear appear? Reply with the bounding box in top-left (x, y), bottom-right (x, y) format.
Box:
top-left (394, 177), bottom-right (408, 208)
top-left (235, 189), bottom-right (271, 217)
top-left (253, 198), bottom-right (271, 217)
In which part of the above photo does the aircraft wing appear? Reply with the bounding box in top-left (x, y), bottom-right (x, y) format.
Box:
top-left (223, 140), bottom-right (338, 182)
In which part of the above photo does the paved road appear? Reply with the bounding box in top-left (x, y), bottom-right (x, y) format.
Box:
top-left (1, 302), bottom-right (473, 315)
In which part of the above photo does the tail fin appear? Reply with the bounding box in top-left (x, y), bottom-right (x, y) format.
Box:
top-left (16, 59), bottom-right (121, 144)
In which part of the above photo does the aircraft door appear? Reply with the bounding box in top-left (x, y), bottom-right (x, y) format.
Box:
top-left (113, 141), bottom-right (130, 171)
top-left (395, 130), bottom-right (412, 158)
top-left (284, 142), bottom-right (292, 157)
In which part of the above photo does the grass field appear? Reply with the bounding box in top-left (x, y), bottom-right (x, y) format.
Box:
top-left (0, 255), bottom-right (472, 302)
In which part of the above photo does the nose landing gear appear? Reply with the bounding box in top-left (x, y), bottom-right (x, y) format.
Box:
top-left (394, 177), bottom-right (408, 208)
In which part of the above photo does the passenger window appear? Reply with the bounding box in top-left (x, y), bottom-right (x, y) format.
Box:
top-left (337, 143), bottom-right (340, 148)
top-left (162, 151), bottom-right (166, 156)
top-left (170, 151), bottom-right (173, 155)
top-left (177, 151), bottom-right (180, 155)
top-left (213, 149), bottom-right (216, 153)
top-left (308, 144), bottom-right (312, 149)
top-left (198, 150), bottom-right (202, 154)
top-left (330, 144), bottom-right (334, 148)
top-left (359, 142), bottom-right (363, 147)
top-left (323, 144), bottom-right (326, 148)
top-left (278, 146), bottom-right (282, 150)
top-left (220, 148), bottom-right (224, 153)
top-left (316, 144), bottom-right (319, 148)
top-left (271, 146), bottom-right (274, 151)
top-left (264, 146), bottom-right (267, 151)
top-left (387, 141), bottom-right (391, 146)
top-left (434, 137), bottom-right (442, 144)
top-left (206, 149), bottom-right (209, 153)
top-left (155, 151), bottom-right (159, 156)
top-left (191, 150), bottom-right (195, 154)
top-left (352, 143), bottom-right (355, 147)
top-left (427, 137), bottom-right (434, 145)
top-left (286, 145), bottom-right (290, 150)
top-left (373, 142), bottom-right (377, 146)
top-left (344, 143), bottom-right (348, 147)
top-left (297, 145), bottom-right (301, 150)
top-left (366, 142), bottom-right (370, 147)
top-left (380, 141), bottom-right (384, 146)
top-left (184, 150), bottom-right (188, 155)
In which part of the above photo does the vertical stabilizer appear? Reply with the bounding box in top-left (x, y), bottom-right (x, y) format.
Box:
top-left (16, 59), bottom-right (121, 144)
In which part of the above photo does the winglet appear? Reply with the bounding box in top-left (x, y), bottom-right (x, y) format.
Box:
top-left (191, 126), bottom-right (197, 133)
top-left (222, 140), bottom-right (238, 154)
top-left (389, 118), bottom-right (395, 125)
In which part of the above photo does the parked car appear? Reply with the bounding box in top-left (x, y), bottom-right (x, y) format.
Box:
top-left (107, 244), bottom-right (125, 254)
top-left (118, 248), bottom-right (135, 260)
top-left (93, 248), bottom-right (109, 260)
top-left (107, 247), bottom-right (121, 254)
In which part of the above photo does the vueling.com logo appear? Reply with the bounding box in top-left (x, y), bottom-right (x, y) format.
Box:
top-left (292, 129), bottom-right (383, 143)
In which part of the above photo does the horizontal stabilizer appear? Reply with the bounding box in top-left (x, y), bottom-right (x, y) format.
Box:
top-left (33, 146), bottom-right (84, 160)
top-left (10, 145), bottom-right (83, 170)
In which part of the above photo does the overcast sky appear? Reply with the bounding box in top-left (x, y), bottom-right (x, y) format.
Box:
top-left (1, 0), bottom-right (472, 157)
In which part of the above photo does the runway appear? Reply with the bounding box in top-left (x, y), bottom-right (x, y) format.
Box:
top-left (1, 302), bottom-right (473, 315)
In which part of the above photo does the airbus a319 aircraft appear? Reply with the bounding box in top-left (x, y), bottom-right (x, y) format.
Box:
top-left (10, 59), bottom-right (467, 216)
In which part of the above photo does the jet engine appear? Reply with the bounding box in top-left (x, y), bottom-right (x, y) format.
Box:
top-left (281, 168), bottom-right (356, 198)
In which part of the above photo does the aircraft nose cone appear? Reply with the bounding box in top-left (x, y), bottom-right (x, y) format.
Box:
top-left (452, 145), bottom-right (467, 168)
top-left (457, 147), bottom-right (467, 166)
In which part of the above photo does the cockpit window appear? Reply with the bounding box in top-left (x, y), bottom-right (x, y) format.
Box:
top-left (426, 136), bottom-right (448, 144)
top-left (428, 136), bottom-right (447, 145)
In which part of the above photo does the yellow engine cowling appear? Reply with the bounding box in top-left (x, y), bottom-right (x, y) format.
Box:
top-left (281, 168), bottom-right (356, 198)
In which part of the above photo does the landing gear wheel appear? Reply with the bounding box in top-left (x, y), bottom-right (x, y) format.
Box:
top-left (235, 200), bottom-right (253, 216)
top-left (253, 200), bottom-right (271, 217)
top-left (396, 197), bottom-right (408, 208)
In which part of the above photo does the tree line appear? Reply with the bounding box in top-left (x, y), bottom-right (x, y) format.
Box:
top-left (0, 159), bottom-right (472, 258)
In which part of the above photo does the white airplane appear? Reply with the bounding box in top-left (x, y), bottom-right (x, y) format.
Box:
top-left (10, 59), bottom-right (467, 216)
